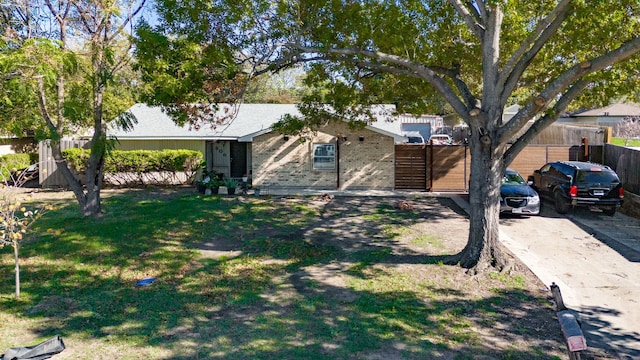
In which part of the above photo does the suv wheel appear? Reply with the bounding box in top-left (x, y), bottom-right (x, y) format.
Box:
top-left (602, 207), bottom-right (616, 216)
top-left (554, 191), bottom-right (571, 214)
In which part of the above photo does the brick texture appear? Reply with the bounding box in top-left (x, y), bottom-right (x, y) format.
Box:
top-left (252, 122), bottom-right (395, 190)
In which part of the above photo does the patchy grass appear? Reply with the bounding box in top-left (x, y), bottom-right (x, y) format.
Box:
top-left (611, 137), bottom-right (640, 147)
top-left (0, 189), bottom-right (567, 359)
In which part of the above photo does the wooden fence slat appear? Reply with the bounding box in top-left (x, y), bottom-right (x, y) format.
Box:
top-left (395, 144), bottom-right (576, 192)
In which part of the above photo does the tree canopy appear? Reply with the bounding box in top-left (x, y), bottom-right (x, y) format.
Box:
top-left (1, 0), bottom-right (146, 216)
top-left (138, 0), bottom-right (640, 270)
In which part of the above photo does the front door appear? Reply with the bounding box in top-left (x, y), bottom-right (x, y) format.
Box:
top-left (230, 142), bottom-right (247, 178)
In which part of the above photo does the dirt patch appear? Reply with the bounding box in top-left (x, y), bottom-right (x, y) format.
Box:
top-left (15, 189), bottom-right (613, 358)
top-left (194, 195), bottom-right (572, 358)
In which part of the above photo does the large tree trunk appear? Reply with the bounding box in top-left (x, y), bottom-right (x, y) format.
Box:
top-left (452, 131), bottom-right (507, 273)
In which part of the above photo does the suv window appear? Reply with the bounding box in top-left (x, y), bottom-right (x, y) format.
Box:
top-left (575, 170), bottom-right (619, 184)
top-left (539, 163), bottom-right (551, 173)
top-left (548, 165), bottom-right (567, 179)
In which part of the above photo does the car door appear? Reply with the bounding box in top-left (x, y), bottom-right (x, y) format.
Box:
top-left (532, 163), bottom-right (553, 196)
top-left (544, 164), bottom-right (568, 194)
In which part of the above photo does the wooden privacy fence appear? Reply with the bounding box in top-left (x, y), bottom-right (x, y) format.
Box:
top-left (395, 144), bottom-right (582, 192)
top-left (603, 144), bottom-right (640, 195)
top-left (39, 139), bottom-right (90, 187)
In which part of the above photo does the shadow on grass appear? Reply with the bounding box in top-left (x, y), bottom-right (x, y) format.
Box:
top-left (0, 190), bottom-right (565, 359)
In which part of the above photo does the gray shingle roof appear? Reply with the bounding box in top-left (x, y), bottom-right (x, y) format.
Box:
top-left (573, 103), bottom-right (640, 117)
top-left (109, 103), bottom-right (301, 140)
top-left (109, 103), bottom-right (439, 143)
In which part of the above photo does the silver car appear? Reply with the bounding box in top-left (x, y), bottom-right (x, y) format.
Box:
top-left (500, 169), bottom-right (540, 215)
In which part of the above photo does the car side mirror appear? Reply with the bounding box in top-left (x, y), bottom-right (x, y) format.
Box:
top-left (527, 180), bottom-right (534, 186)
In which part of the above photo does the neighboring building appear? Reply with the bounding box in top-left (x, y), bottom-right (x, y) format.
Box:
top-left (558, 103), bottom-right (640, 129)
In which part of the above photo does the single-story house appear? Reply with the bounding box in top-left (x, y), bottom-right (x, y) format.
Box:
top-left (558, 103), bottom-right (640, 129)
top-left (108, 103), bottom-right (435, 189)
top-left (110, 103), bottom-right (304, 181)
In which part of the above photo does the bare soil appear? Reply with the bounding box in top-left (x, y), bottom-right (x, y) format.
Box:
top-left (14, 188), bottom-right (619, 359)
top-left (197, 193), bottom-right (571, 358)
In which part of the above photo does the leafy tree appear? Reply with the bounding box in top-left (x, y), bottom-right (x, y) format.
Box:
top-left (244, 67), bottom-right (310, 103)
top-left (0, 0), bottom-right (145, 216)
top-left (0, 167), bottom-right (53, 297)
top-left (139, 1), bottom-right (640, 271)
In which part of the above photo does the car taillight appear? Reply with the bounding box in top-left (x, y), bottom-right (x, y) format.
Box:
top-left (619, 187), bottom-right (624, 199)
top-left (570, 185), bottom-right (578, 198)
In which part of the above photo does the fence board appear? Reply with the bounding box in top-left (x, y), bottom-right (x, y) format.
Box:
top-left (395, 145), bottom-right (427, 190)
top-left (431, 145), bottom-right (469, 191)
top-left (396, 144), bottom-right (576, 192)
top-left (604, 144), bottom-right (640, 195)
top-left (39, 139), bottom-right (89, 187)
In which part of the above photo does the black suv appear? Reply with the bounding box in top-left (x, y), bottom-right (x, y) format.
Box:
top-left (528, 161), bottom-right (624, 215)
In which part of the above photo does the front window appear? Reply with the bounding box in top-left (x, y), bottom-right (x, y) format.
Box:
top-left (313, 143), bottom-right (335, 170)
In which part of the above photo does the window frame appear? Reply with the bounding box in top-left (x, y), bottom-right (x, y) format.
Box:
top-left (312, 143), bottom-right (336, 171)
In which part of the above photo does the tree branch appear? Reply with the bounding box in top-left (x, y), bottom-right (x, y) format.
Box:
top-left (503, 79), bottom-right (588, 166)
top-left (35, 76), bottom-right (56, 132)
top-left (284, 44), bottom-right (470, 118)
top-left (447, 0), bottom-right (484, 39)
top-left (500, 35), bottom-right (640, 142)
top-left (499, 0), bottom-right (572, 104)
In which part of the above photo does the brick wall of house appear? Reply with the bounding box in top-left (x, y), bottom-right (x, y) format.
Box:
top-left (252, 122), bottom-right (395, 190)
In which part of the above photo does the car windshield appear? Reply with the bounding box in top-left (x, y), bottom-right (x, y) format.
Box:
top-left (575, 170), bottom-right (619, 184)
top-left (502, 172), bottom-right (526, 185)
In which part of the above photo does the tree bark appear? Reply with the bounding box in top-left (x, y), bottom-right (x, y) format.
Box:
top-left (450, 128), bottom-right (506, 273)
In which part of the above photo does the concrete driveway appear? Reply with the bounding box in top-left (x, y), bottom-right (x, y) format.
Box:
top-left (495, 203), bottom-right (640, 359)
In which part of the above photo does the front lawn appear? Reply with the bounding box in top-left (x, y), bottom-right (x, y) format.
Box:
top-left (0, 189), bottom-right (566, 359)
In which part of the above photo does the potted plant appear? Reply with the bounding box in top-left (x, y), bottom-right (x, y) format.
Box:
top-left (224, 178), bottom-right (238, 195)
top-left (206, 177), bottom-right (222, 195)
top-left (195, 179), bottom-right (207, 194)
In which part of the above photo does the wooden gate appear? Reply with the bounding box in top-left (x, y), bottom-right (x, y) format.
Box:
top-left (394, 145), bottom-right (428, 190)
top-left (395, 144), bottom-right (578, 192)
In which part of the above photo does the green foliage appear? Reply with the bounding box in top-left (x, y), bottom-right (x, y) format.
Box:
top-left (243, 67), bottom-right (310, 104)
top-left (611, 137), bottom-right (640, 147)
top-left (0, 154), bottom-right (36, 182)
top-left (223, 178), bottom-right (239, 188)
top-left (133, 21), bottom-right (245, 126)
top-left (62, 148), bottom-right (203, 174)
